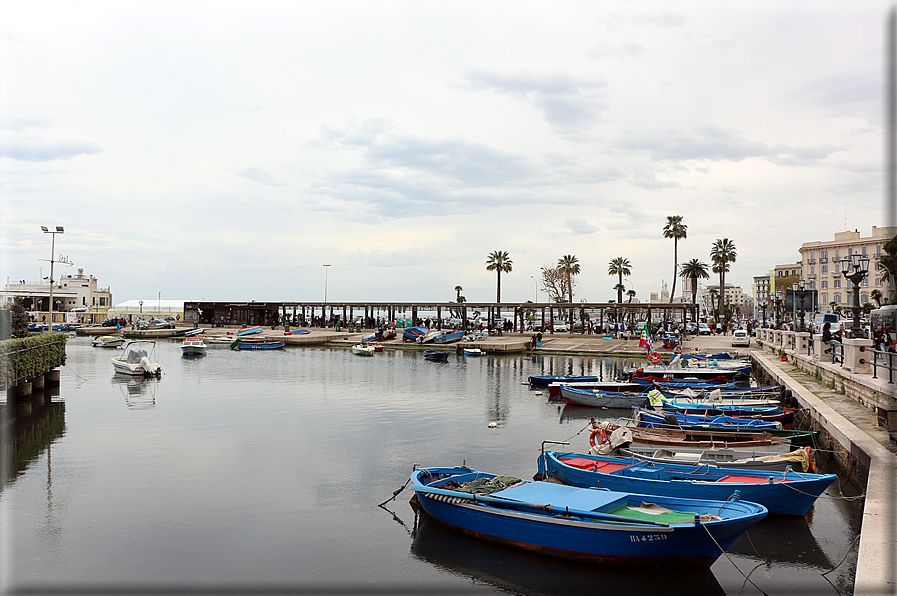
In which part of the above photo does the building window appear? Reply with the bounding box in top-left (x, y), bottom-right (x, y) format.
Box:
top-left (822, 265), bottom-right (828, 274)
top-left (834, 280), bottom-right (841, 288)
top-left (834, 294), bottom-right (842, 304)
top-left (862, 293), bottom-right (869, 304)
top-left (821, 250), bottom-right (828, 259)
top-left (810, 266), bottom-right (815, 274)
top-left (862, 278), bottom-right (868, 287)
top-left (877, 278), bottom-right (883, 287)
top-left (821, 293), bottom-right (827, 304)
top-left (835, 249), bottom-right (840, 259)
top-left (863, 246), bottom-right (867, 256)
top-left (821, 280), bottom-right (828, 289)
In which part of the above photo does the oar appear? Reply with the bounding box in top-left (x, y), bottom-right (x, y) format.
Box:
top-left (411, 484), bottom-right (671, 527)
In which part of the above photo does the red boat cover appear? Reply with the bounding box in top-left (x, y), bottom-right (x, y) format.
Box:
top-left (716, 475), bottom-right (786, 484)
top-left (559, 457), bottom-right (632, 473)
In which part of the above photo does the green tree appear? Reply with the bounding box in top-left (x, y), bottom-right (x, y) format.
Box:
top-left (485, 250), bottom-right (513, 303)
top-left (871, 289), bottom-right (883, 308)
top-left (679, 259), bottom-right (710, 305)
top-left (663, 215), bottom-right (687, 301)
top-left (710, 238), bottom-right (737, 321)
top-left (880, 234), bottom-right (897, 302)
top-left (627, 289), bottom-right (636, 303)
top-left (454, 285), bottom-right (463, 301)
top-left (11, 301), bottom-right (28, 338)
top-left (608, 257), bottom-right (631, 305)
top-left (558, 255), bottom-right (580, 329)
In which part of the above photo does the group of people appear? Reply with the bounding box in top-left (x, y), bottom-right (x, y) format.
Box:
top-left (822, 321), bottom-right (896, 363)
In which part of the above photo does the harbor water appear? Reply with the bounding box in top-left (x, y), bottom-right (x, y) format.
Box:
top-left (1, 338), bottom-right (862, 594)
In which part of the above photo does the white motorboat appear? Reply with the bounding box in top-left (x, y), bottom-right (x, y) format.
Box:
top-left (463, 348), bottom-right (484, 356)
top-left (181, 336), bottom-right (207, 355)
top-left (92, 335), bottom-right (125, 348)
top-left (111, 340), bottom-right (162, 376)
top-left (352, 344), bottom-right (375, 356)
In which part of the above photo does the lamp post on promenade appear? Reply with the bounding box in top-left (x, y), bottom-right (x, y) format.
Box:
top-left (840, 254), bottom-right (870, 338)
top-left (774, 291), bottom-right (784, 329)
top-left (792, 279), bottom-right (809, 332)
top-left (323, 264), bottom-right (331, 327)
top-left (758, 298), bottom-right (768, 328)
top-left (40, 226), bottom-right (64, 329)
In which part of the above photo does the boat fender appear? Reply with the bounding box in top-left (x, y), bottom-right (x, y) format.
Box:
top-left (647, 352), bottom-right (662, 364)
top-left (589, 428), bottom-right (608, 449)
top-left (806, 447), bottom-right (816, 473)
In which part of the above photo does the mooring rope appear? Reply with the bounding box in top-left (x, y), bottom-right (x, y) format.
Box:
top-left (700, 523), bottom-right (768, 596)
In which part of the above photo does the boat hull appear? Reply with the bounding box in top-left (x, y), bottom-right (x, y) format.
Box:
top-left (411, 467), bottom-right (766, 566)
top-left (538, 452), bottom-right (835, 516)
top-left (560, 386), bottom-right (649, 408)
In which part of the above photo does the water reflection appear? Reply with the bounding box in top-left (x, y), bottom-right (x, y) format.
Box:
top-left (0, 395), bottom-right (66, 492)
top-left (727, 516), bottom-right (833, 568)
top-left (409, 502), bottom-right (725, 596)
top-left (110, 375), bottom-right (158, 409)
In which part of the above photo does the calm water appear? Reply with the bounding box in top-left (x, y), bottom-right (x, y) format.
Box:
top-left (1, 338), bottom-right (862, 595)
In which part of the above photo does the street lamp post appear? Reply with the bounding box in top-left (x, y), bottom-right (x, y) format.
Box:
top-left (758, 298), bottom-right (768, 328)
top-left (530, 275), bottom-right (538, 303)
top-left (40, 226), bottom-right (64, 329)
top-left (774, 291), bottom-right (784, 329)
top-left (792, 280), bottom-right (809, 332)
top-left (840, 254), bottom-right (870, 338)
top-left (323, 264), bottom-right (331, 327)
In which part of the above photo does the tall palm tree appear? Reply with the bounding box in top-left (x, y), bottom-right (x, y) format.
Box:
top-left (485, 250), bottom-right (513, 303)
top-left (663, 216), bottom-right (687, 301)
top-left (871, 289), bottom-right (883, 308)
top-left (558, 254), bottom-right (580, 328)
top-left (454, 285), bottom-right (463, 301)
top-left (679, 259), bottom-right (710, 305)
top-left (608, 257), bottom-right (631, 305)
top-left (710, 238), bottom-right (737, 321)
top-left (627, 289), bottom-right (636, 303)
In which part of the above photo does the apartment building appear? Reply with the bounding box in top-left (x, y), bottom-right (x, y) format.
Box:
top-left (799, 226), bottom-right (897, 308)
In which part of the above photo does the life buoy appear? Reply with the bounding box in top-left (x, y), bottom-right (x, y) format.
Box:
top-left (589, 427), bottom-right (608, 449)
top-left (647, 352), bottom-right (662, 364)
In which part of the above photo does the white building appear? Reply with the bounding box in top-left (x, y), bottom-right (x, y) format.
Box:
top-left (2, 268), bottom-right (112, 313)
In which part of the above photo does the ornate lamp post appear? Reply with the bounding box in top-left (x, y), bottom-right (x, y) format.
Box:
top-left (792, 279), bottom-right (809, 332)
top-left (840, 254), bottom-right (870, 338)
top-left (774, 291), bottom-right (784, 329)
top-left (758, 297), bottom-right (768, 328)
top-left (40, 226), bottom-right (64, 329)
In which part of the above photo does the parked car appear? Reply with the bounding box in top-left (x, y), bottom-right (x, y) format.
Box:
top-left (554, 322), bottom-right (569, 332)
top-left (698, 323), bottom-right (712, 335)
top-left (732, 328), bottom-right (751, 347)
top-left (685, 322), bottom-right (698, 334)
top-left (572, 321), bottom-right (584, 333)
top-left (137, 318), bottom-right (173, 330)
top-left (102, 317), bottom-right (127, 327)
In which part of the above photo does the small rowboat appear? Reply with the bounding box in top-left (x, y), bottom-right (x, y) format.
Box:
top-left (237, 326), bottom-right (263, 336)
top-left (402, 326), bottom-right (429, 342)
top-left (369, 343), bottom-right (384, 352)
top-left (559, 386), bottom-right (650, 408)
top-left (92, 335), bottom-right (125, 348)
top-left (462, 348), bottom-right (484, 357)
top-left (528, 375), bottom-right (601, 387)
top-left (232, 338), bottom-right (285, 350)
top-left (424, 350), bottom-right (449, 361)
top-left (284, 329), bottom-right (310, 335)
top-left (537, 451), bottom-right (835, 516)
top-left (352, 344), bottom-right (375, 356)
top-left (410, 465), bottom-right (767, 566)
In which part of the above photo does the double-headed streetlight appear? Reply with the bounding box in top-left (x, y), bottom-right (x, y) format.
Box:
top-left (758, 297), bottom-right (768, 328)
top-left (774, 290), bottom-right (784, 328)
top-left (40, 226), bottom-right (64, 329)
top-left (840, 254), bottom-right (871, 338)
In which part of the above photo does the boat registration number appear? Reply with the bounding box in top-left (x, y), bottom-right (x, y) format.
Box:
top-left (630, 533), bottom-right (668, 542)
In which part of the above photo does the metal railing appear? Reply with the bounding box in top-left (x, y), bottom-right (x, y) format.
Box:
top-left (862, 346), bottom-right (897, 384)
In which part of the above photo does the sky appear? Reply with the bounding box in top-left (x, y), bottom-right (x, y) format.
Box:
top-left (1, 0), bottom-right (894, 306)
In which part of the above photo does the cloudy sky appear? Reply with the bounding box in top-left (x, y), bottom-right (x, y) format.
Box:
top-left (1, 1), bottom-right (893, 306)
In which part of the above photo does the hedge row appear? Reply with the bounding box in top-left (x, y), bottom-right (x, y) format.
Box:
top-left (1, 332), bottom-right (68, 389)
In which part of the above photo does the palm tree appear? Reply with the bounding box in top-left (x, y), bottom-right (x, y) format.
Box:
top-left (679, 259), bottom-right (710, 305)
top-left (485, 250), bottom-right (513, 303)
top-left (608, 257), bottom-right (631, 305)
top-left (663, 216), bottom-right (687, 301)
top-left (871, 289), bottom-right (883, 308)
top-left (454, 285), bottom-right (463, 301)
top-left (710, 238), bottom-right (737, 323)
top-left (558, 255), bottom-right (580, 329)
top-left (627, 289), bottom-right (636, 303)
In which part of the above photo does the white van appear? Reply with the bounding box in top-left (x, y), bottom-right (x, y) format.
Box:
top-left (812, 312), bottom-right (840, 331)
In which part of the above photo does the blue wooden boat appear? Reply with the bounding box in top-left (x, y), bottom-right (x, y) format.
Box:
top-left (537, 451), bottom-right (836, 516)
top-left (424, 350), bottom-right (449, 361)
top-left (237, 326), bottom-right (263, 336)
top-left (231, 338), bottom-right (285, 350)
top-left (403, 326), bottom-right (429, 342)
top-left (637, 408), bottom-right (782, 430)
top-left (661, 402), bottom-right (782, 416)
top-left (284, 329), bottom-right (310, 335)
top-left (410, 465), bottom-right (767, 566)
top-left (681, 352), bottom-right (739, 361)
top-left (559, 386), bottom-right (650, 408)
top-left (433, 330), bottom-right (465, 344)
top-left (528, 375), bottom-right (601, 387)
top-left (630, 376), bottom-right (735, 389)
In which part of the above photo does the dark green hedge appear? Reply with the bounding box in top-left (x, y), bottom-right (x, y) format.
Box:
top-left (0, 333), bottom-right (67, 389)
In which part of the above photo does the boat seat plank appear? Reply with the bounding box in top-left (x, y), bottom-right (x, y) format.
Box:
top-left (558, 457), bottom-right (633, 473)
top-left (716, 474), bottom-right (784, 484)
top-left (495, 481), bottom-right (627, 512)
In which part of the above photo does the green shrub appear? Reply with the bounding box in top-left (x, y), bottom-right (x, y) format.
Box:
top-left (0, 333), bottom-right (67, 389)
